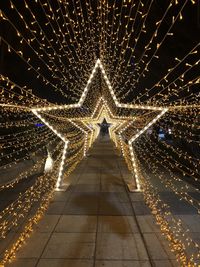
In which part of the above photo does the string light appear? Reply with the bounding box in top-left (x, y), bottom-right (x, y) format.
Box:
top-left (0, 0), bottom-right (199, 266)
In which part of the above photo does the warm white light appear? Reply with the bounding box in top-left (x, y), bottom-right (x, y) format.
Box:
top-left (30, 59), bottom-right (167, 112)
top-left (31, 60), bottom-right (170, 193)
top-left (44, 150), bottom-right (53, 173)
top-left (32, 109), bottom-right (69, 190)
top-left (56, 141), bottom-right (68, 189)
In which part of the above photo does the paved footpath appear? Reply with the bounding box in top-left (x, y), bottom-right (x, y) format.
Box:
top-left (3, 137), bottom-right (179, 267)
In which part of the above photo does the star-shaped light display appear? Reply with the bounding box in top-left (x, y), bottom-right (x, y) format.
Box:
top-left (1, 1), bottom-right (200, 264)
top-left (31, 59), bottom-right (168, 191)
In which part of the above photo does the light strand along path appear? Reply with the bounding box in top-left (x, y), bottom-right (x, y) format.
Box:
top-left (5, 136), bottom-right (177, 267)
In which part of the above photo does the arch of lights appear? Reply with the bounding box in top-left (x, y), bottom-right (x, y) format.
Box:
top-left (0, 0), bottom-right (200, 266)
top-left (31, 60), bottom-right (168, 191)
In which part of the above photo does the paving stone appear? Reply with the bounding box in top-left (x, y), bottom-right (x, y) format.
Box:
top-left (112, 192), bottom-right (130, 202)
top-left (34, 215), bottom-right (60, 233)
top-left (101, 184), bottom-right (126, 193)
top-left (84, 168), bottom-right (102, 174)
top-left (41, 233), bottom-right (95, 259)
top-left (143, 233), bottom-right (174, 260)
top-left (52, 191), bottom-right (71, 202)
top-left (95, 260), bottom-right (151, 267)
top-left (101, 175), bottom-right (123, 185)
top-left (17, 233), bottom-right (51, 258)
top-left (73, 184), bottom-right (101, 192)
top-left (136, 215), bottom-right (161, 233)
top-left (129, 192), bottom-right (144, 202)
top-left (131, 202), bottom-right (151, 215)
top-left (46, 201), bottom-right (66, 215)
top-left (99, 192), bottom-right (127, 203)
top-left (99, 201), bottom-right (133, 216)
top-left (77, 177), bottom-right (100, 185)
top-left (6, 259), bottom-right (38, 267)
top-left (96, 233), bottom-right (149, 260)
top-left (152, 260), bottom-right (175, 266)
top-left (63, 194), bottom-right (99, 215)
top-left (37, 259), bottom-right (93, 267)
top-left (55, 215), bottom-right (97, 233)
top-left (98, 216), bottom-right (138, 233)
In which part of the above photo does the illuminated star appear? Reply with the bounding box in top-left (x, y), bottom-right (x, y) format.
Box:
top-left (30, 59), bottom-right (169, 191)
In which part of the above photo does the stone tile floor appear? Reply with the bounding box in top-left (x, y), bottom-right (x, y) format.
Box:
top-left (1, 137), bottom-right (200, 267)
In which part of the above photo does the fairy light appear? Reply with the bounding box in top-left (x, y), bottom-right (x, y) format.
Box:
top-left (68, 119), bottom-right (89, 157)
top-left (129, 108), bottom-right (168, 143)
top-left (0, 0), bottom-right (199, 265)
top-left (32, 109), bottom-right (68, 190)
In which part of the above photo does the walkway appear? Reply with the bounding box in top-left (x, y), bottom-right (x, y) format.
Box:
top-left (5, 137), bottom-right (177, 267)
